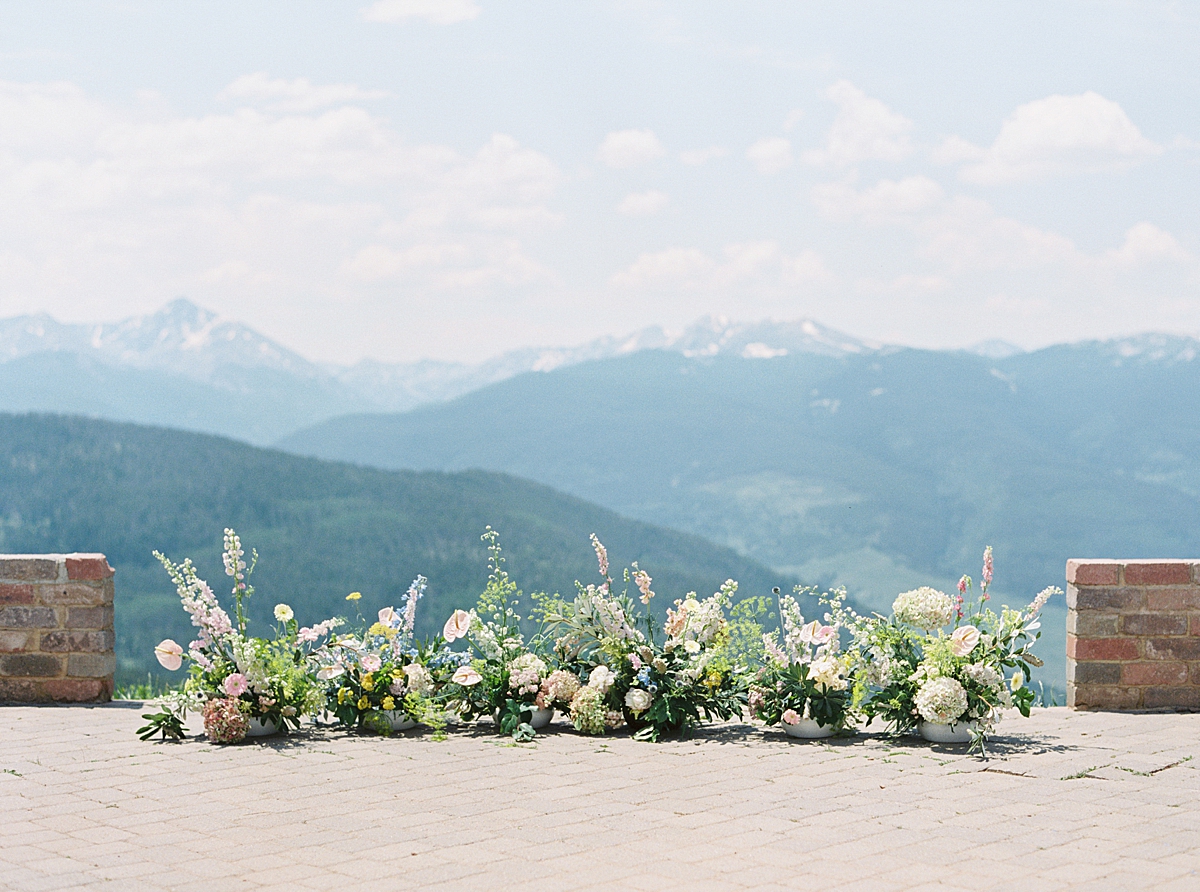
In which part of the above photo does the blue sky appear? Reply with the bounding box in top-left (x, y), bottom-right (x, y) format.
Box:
top-left (0, 1), bottom-right (1197, 362)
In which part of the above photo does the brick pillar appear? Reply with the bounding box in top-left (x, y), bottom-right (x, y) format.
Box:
top-left (1067, 559), bottom-right (1200, 710)
top-left (0, 554), bottom-right (115, 702)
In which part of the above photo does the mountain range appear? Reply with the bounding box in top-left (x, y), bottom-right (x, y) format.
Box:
top-left (0, 299), bottom-right (901, 444)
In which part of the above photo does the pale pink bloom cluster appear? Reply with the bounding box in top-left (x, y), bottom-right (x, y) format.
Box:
top-left (632, 563), bottom-right (654, 605)
top-left (360, 654), bottom-right (382, 673)
top-left (537, 669), bottom-right (581, 709)
top-left (1024, 586), bottom-right (1060, 621)
top-left (507, 653), bottom-right (547, 697)
top-left (981, 546), bottom-right (994, 598)
top-left (590, 533), bottom-right (609, 577)
top-left (297, 618), bottom-right (339, 644)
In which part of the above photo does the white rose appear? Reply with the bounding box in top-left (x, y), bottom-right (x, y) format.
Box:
top-left (624, 688), bottom-right (653, 713)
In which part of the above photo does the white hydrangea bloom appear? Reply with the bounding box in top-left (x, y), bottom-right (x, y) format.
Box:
top-left (915, 676), bottom-right (969, 724)
top-left (893, 587), bottom-right (955, 630)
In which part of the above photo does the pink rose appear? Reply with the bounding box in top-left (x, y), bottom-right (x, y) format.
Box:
top-left (154, 639), bottom-right (183, 671)
top-left (443, 609), bottom-right (472, 642)
top-left (452, 666), bottom-right (482, 686)
top-left (781, 709), bottom-right (800, 726)
top-left (223, 673), bottom-right (249, 697)
top-left (950, 625), bottom-right (980, 657)
top-left (361, 654), bottom-right (382, 673)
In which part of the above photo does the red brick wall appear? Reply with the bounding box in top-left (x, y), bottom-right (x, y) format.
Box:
top-left (0, 554), bottom-right (114, 702)
top-left (1067, 559), bottom-right (1200, 710)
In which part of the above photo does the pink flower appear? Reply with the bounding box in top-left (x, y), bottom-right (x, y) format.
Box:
top-left (442, 609), bottom-right (472, 642)
top-left (452, 666), bottom-right (482, 686)
top-left (950, 625), bottom-right (980, 657)
top-left (813, 625), bottom-right (836, 646)
top-left (981, 546), bottom-right (993, 590)
top-left (297, 627), bottom-right (319, 643)
top-left (781, 709), bottom-right (800, 726)
top-left (154, 639), bottom-right (183, 671)
top-left (223, 673), bottom-right (249, 697)
top-left (378, 606), bottom-right (398, 626)
top-left (361, 654), bottom-right (382, 673)
top-left (957, 575), bottom-right (969, 595)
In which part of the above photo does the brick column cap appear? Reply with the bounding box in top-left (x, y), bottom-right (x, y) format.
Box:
top-left (1067, 559), bottom-right (1200, 586)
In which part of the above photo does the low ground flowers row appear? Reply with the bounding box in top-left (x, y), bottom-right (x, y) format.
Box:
top-left (141, 529), bottom-right (1059, 755)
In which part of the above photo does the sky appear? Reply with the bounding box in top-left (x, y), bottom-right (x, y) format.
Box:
top-left (0, 1), bottom-right (1197, 364)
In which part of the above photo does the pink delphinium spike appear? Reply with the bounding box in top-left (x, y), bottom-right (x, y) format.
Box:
top-left (981, 547), bottom-right (993, 599)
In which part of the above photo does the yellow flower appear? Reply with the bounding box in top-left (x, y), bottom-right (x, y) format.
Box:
top-left (362, 673), bottom-right (375, 691)
top-left (357, 695), bottom-right (369, 710)
top-left (346, 592), bottom-right (362, 601)
top-left (382, 696), bottom-right (395, 711)
top-left (337, 687), bottom-right (350, 704)
top-left (368, 622), bottom-right (398, 640)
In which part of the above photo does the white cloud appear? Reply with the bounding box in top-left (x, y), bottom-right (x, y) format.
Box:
top-left (782, 109), bottom-right (805, 132)
top-left (1106, 222), bottom-right (1190, 267)
top-left (218, 73), bottom-right (389, 112)
top-left (612, 241), bottom-right (835, 291)
top-left (617, 190), bottom-right (669, 216)
top-left (0, 78), bottom-right (562, 328)
top-left (596, 129), bottom-right (666, 168)
top-left (803, 80), bottom-right (913, 167)
top-left (942, 92), bottom-right (1161, 184)
top-left (812, 176), bottom-right (944, 224)
top-left (361, 0), bottom-right (480, 25)
top-left (679, 145), bottom-right (727, 166)
top-left (746, 137), bottom-right (792, 174)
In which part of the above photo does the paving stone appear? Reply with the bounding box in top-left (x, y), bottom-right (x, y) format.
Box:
top-left (2, 705), bottom-right (1200, 890)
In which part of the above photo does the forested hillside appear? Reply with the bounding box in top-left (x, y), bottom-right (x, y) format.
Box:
top-left (0, 414), bottom-right (800, 683)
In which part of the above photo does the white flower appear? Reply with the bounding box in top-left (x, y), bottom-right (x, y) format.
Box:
top-left (273, 604), bottom-right (294, 623)
top-left (317, 663), bottom-right (345, 681)
top-left (915, 676), bottom-right (969, 725)
top-left (624, 688), bottom-right (653, 713)
top-left (949, 625), bottom-right (980, 657)
top-left (683, 639), bottom-right (701, 655)
top-left (893, 587), bottom-right (955, 630)
top-left (403, 663), bottom-right (433, 695)
top-left (962, 662), bottom-right (1002, 687)
top-left (809, 656), bottom-right (847, 691)
top-left (587, 665), bottom-right (616, 693)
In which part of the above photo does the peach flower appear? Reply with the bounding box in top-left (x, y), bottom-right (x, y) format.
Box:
top-left (443, 609), bottom-right (472, 642)
top-left (452, 666), bottom-right (482, 686)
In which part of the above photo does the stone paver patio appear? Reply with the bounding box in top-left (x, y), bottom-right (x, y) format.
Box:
top-left (1, 705), bottom-right (1198, 891)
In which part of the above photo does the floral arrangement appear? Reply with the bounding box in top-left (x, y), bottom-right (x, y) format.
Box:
top-left (438, 528), bottom-right (555, 739)
top-left (150, 529), bottom-right (328, 743)
top-left (315, 576), bottom-right (461, 734)
top-left (846, 547), bottom-right (1060, 752)
top-left (748, 586), bottom-right (853, 734)
top-left (539, 535), bottom-right (747, 741)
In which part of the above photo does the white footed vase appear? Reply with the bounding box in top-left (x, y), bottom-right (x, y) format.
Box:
top-left (382, 710), bottom-right (417, 731)
top-left (247, 717), bottom-right (279, 737)
top-left (782, 717), bottom-right (835, 739)
top-left (528, 708), bottom-right (553, 730)
top-left (918, 720), bottom-right (977, 744)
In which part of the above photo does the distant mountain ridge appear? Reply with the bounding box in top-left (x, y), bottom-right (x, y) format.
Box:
top-left (0, 300), bottom-right (892, 443)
